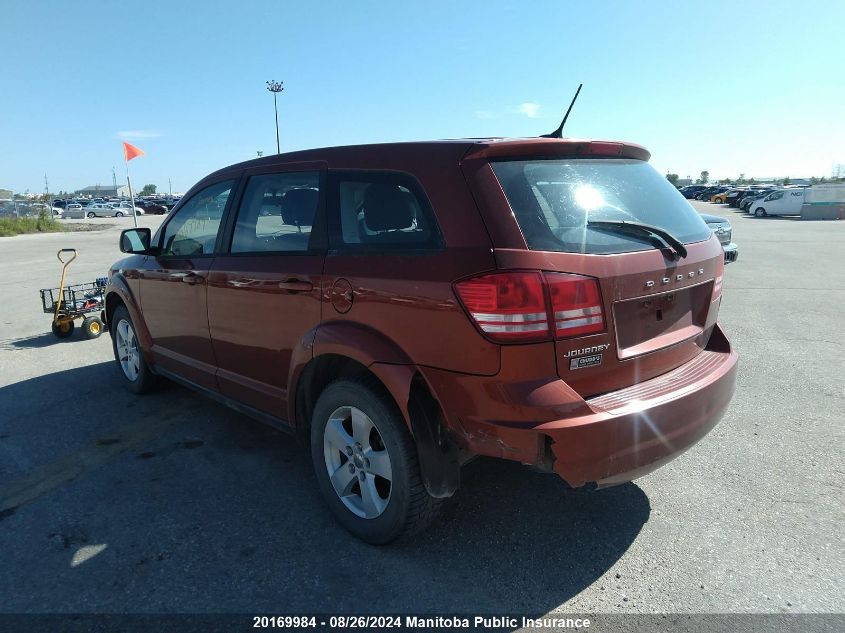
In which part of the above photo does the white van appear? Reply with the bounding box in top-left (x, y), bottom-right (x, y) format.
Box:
top-left (750, 188), bottom-right (806, 217)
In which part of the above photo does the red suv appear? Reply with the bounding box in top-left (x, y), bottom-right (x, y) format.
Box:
top-left (106, 138), bottom-right (737, 544)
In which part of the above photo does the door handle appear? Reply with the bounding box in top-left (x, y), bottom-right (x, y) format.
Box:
top-left (170, 272), bottom-right (204, 285)
top-left (277, 279), bottom-right (313, 292)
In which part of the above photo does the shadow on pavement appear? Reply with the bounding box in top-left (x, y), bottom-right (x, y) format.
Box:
top-left (739, 214), bottom-right (802, 221)
top-left (0, 332), bottom-right (69, 350)
top-left (0, 362), bottom-right (651, 615)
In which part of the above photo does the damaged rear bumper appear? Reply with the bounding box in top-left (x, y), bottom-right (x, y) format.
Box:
top-left (420, 325), bottom-right (737, 488)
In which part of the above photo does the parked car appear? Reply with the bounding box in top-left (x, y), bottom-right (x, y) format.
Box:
top-left (136, 200), bottom-right (168, 215)
top-left (699, 213), bottom-right (738, 263)
top-left (153, 196), bottom-right (181, 210)
top-left (111, 201), bottom-right (145, 215)
top-left (85, 203), bottom-right (137, 218)
top-left (62, 204), bottom-right (85, 219)
top-left (728, 187), bottom-right (764, 208)
top-left (680, 185), bottom-right (708, 199)
top-left (696, 187), bottom-right (724, 201)
top-left (749, 188), bottom-right (807, 217)
top-left (718, 188), bottom-right (748, 205)
top-left (105, 138), bottom-right (737, 544)
top-left (738, 189), bottom-right (774, 211)
top-left (711, 189), bottom-right (736, 204)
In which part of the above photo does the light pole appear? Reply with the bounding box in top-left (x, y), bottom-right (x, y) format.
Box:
top-left (266, 80), bottom-right (284, 154)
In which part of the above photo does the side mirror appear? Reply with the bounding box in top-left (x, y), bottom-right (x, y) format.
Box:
top-left (120, 228), bottom-right (154, 254)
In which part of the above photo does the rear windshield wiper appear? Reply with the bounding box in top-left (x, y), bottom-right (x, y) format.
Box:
top-left (586, 220), bottom-right (688, 259)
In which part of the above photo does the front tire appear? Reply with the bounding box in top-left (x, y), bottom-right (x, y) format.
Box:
top-left (86, 212), bottom-right (95, 218)
top-left (310, 378), bottom-right (442, 544)
top-left (115, 211), bottom-right (124, 217)
top-left (110, 305), bottom-right (157, 393)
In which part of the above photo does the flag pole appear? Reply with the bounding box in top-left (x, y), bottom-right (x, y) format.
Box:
top-left (124, 155), bottom-right (138, 228)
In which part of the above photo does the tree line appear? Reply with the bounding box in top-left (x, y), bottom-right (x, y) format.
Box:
top-left (666, 167), bottom-right (844, 188)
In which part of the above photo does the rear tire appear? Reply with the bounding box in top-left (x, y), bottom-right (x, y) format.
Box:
top-left (82, 316), bottom-right (103, 339)
top-left (86, 212), bottom-right (95, 218)
top-left (110, 305), bottom-right (157, 394)
top-left (755, 208), bottom-right (767, 217)
top-left (310, 378), bottom-right (443, 544)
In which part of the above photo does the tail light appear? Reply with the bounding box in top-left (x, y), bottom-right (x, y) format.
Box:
top-left (454, 271), bottom-right (605, 343)
top-left (453, 271), bottom-right (549, 342)
top-left (545, 272), bottom-right (605, 338)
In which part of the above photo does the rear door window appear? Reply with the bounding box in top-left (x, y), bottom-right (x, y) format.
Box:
top-left (328, 171), bottom-right (442, 251)
top-left (491, 159), bottom-right (712, 254)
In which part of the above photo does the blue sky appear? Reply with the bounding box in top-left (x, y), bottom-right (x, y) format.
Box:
top-left (3, 0), bottom-right (843, 194)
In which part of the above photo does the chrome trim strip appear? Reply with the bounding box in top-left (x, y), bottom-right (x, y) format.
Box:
top-left (472, 311), bottom-right (547, 323)
top-left (554, 306), bottom-right (602, 319)
top-left (481, 322), bottom-right (549, 333)
top-left (556, 315), bottom-right (602, 330)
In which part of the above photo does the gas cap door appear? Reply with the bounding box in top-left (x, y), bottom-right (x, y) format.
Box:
top-left (330, 278), bottom-right (354, 313)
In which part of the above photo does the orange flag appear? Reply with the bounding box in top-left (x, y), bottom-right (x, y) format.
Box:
top-left (123, 141), bottom-right (144, 162)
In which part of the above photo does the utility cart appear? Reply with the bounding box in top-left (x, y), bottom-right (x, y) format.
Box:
top-left (39, 249), bottom-right (107, 339)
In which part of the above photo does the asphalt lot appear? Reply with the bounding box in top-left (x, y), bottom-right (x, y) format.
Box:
top-left (0, 205), bottom-right (843, 617)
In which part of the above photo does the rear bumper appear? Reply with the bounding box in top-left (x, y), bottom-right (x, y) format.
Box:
top-left (422, 325), bottom-right (737, 488)
top-left (723, 242), bottom-right (739, 263)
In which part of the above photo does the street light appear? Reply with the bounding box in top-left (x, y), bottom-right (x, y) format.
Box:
top-left (266, 80), bottom-right (284, 154)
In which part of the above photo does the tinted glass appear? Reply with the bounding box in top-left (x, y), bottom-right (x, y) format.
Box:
top-left (160, 180), bottom-right (233, 256)
top-left (492, 159), bottom-right (712, 254)
top-left (231, 172), bottom-right (320, 253)
top-left (331, 172), bottom-right (440, 250)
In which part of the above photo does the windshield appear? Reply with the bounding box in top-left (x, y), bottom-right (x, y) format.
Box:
top-left (491, 159), bottom-right (712, 254)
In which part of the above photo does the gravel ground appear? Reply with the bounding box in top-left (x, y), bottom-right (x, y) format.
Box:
top-left (0, 205), bottom-right (842, 621)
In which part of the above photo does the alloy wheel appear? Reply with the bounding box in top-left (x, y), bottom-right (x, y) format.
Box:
top-left (115, 319), bottom-right (140, 381)
top-left (323, 406), bottom-right (393, 519)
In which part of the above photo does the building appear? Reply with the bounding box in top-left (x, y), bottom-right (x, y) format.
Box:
top-left (74, 185), bottom-right (130, 198)
top-left (0, 188), bottom-right (12, 200)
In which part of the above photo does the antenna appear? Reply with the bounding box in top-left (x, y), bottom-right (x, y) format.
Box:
top-left (541, 83), bottom-right (583, 138)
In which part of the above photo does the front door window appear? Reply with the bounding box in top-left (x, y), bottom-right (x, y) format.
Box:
top-left (160, 181), bottom-right (233, 256)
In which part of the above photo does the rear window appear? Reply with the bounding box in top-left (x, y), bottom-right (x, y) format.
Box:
top-left (491, 159), bottom-right (712, 254)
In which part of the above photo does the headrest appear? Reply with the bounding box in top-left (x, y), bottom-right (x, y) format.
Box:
top-left (361, 184), bottom-right (415, 231)
top-left (281, 188), bottom-right (318, 225)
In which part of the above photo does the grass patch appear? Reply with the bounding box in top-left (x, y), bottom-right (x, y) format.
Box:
top-left (0, 214), bottom-right (65, 237)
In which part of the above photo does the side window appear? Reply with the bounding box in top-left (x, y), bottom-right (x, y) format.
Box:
top-left (330, 172), bottom-right (441, 250)
top-left (230, 172), bottom-right (320, 253)
top-left (160, 180), bottom-right (233, 256)
top-left (769, 191), bottom-right (784, 201)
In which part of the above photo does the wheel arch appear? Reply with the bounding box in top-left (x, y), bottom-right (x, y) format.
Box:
top-left (292, 325), bottom-right (461, 498)
top-left (104, 276), bottom-right (152, 353)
